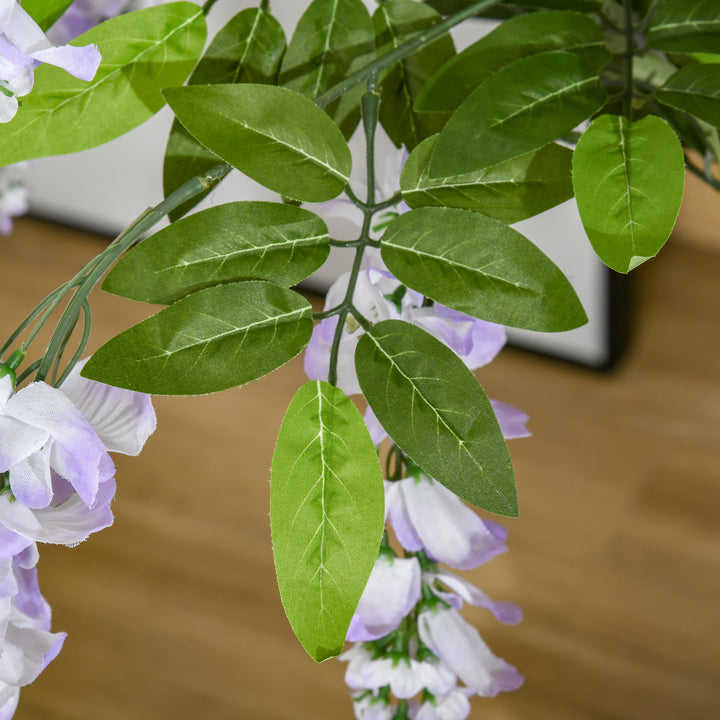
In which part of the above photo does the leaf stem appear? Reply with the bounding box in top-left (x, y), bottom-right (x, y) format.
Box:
top-left (314, 0), bottom-right (504, 108)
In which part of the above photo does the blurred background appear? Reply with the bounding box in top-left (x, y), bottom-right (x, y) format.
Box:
top-left (3, 0), bottom-right (720, 718)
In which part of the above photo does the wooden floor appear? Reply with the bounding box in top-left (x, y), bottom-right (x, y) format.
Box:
top-left (3, 217), bottom-right (719, 720)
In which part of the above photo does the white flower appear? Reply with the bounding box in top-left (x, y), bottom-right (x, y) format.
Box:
top-left (352, 692), bottom-right (394, 720)
top-left (385, 473), bottom-right (508, 570)
top-left (418, 607), bottom-right (523, 697)
top-left (413, 688), bottom-right (473, 720)
top-left (0, 0), bottom-right (101, 122)
top-left (347, 554), bottom-right (421, 642)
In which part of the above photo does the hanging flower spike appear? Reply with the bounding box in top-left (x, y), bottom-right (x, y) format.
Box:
top-left (385, 472), bottom-right (508, 571)
top-left (0, 0), bottom-right (101, 122)
top-left (418, 606), bottom-right (523, 698)
top-left (0, 545), bottom-right (66, 716)
top-left (347, 553), bottom-right (422, 642)
top-left (0, 358), bottom-right (155, 546)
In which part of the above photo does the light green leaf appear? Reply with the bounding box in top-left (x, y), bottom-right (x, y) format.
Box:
top-left (164, 7), bottom-right (287, 221)
top-left (572, 114), bottom-right (685, 274)
top-left (163, 84), bottom-right (352, 202)
top-left (356, 320), bottom-right (517, 517)
top-left (280, 0), bottom-right (375, 139)
top-left (381, 207), bottom-right (587, 331)
top-left (401, 135), bottom-right (574, 223)
top-left (656, 63), bottom-right (720, 128)
top-left (429, 51), bottom-right (606, 178)
top-left (22, 0), bottom-right (73, 31)
top-left (417, 11), bottom-right (609, 113)
top-left (82, 281), bottom-right (312, 395)
top-left (0, 3), bottom-right (206, 165)
top-left (373, 0), bottom-right (455, 150)
top-left (271, 380), bottom-right (384, 662)
top-left (647, 0), bottom-right (720, 54)
top-left (103, 202), bottom-right (330, 304)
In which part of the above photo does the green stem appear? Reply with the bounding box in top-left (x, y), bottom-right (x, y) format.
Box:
top-left (32, 163), bottom-right (231, 384)
top-left (623, 0), bottom-right (634, 121)
top-left (314, 0), bottom-right (504, 108)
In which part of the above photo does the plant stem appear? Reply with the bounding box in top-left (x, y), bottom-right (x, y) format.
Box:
top-left (314, 0), bottom-right (504, 108)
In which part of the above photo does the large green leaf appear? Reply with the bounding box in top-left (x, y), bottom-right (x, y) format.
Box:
top-left (424, 0), bottom-right (601, 12)
top-left (373, 0), bottom-right (455, 150)
top-left (103, 202), bottom-right (330, 304)
top-left (163, 84), bottom-right (352, 202)
top-left (428, 51), bottom-right (606, 178)
top-left (417, 11), bottom-right (609, 113)
top-left (572, 114), bottom-right (685, 274)
top-left (164, 7), bottom-right (286, 221)
top-left (381, 207), bottom-right (586, 331)
top-left (401, 135), bottom-right (574, 223)
top-left (647, 0), bottom-right (720, 54)
top-left (280, 0), bottom-right (375, 138)
top-left (22, 0), bottom-right (73, 31)
top-left (356, 320), bottom-right (517, 516)
top-left (0, 3), bottom-right (206, 165)
top-left (271, 380), bottom-right (384, 662)
top-left (656, 63), bottom-right (720, 128)
top-left (82, 281), bottom-right (312, 395)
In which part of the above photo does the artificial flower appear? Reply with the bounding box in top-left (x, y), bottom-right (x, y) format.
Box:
top-left (0, 0), bottom-right (101, 122)
top-left (352, 692), bottom-right (394, 720)
top-left (418, 606), bottom-right (523, 697)
top-left (347, 553), bottom-right (421, 642)
top-left (385, 473), bottom-right (508, 570)
top-left (412, 688), bottom-right (473, 720)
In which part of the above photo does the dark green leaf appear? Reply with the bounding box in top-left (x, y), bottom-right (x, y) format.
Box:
top-left (373, 0), bottom-right (455, 149)
top-left (280, 0), bottom-right (375, 139)
top-left (163, 84), bottom-right (352, 202)
top-left (271, 380), bottom-right (384, 662)
top-left (103, 202), bottom-right (330, 304)
top-left (647, 0), bottom-right (720, 54)
top-left (82, 281), bottom-right (312, 395)
top-left (164, 7), bottom-right (287, 220)
top-left (428, 51), bottom-right (606, 178)
top-left (417, 11), bottom-right (609, 113)
top-left (0, 3), bottom-right (206, 165)
top-left (423, 0), bottom-right (601, 11)
top-left (656, 63), bottom-right (720, 127)
top-left (572, 114), bottom-right (685, 273)
top-left (22, 0), bottom-right (73, 31)
top-left (401, 135), bottom-right (574, 223)
top-left (381, 207), bottom-right (587, 331)
top-left (356, 320), bottom-right (517, 516)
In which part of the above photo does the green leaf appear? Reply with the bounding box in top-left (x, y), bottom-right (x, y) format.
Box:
top-left (22, 0), bottom-right (73, 31)
top-left (280, 0), bottom-right (375, 139)
top-left (271, 380), bottom-right (384, 662)
top-left (428, 51), bottom-right (606, 178)
top-left (647, 0), bottom-right (720, 54)
top-left (356, 320), bottom-right (517, 517)
top-left (417, 11), bottom-right (609, 113)
top-left (163, 84), bottom-right (352, 202)
top-left (572, 114), bottom-right (685, 274)
top-left (103, 202), bottom-right (330, 304)
top-left (0, 3), bottom-right (207, 165)
top-left (401, 135), bottom-right (574, 223)
top-left (423, 0), bottom-right (601, 12)
top-left (381, 207), bottom-right (587, 331)
top-left (164, 7), bottom-right (287, 221)
top-left (373, 0), bottom-right (455, 150)
top-left (82, 281), bottom-right (312, 395)
top-left (656, 63), bottom-right (720, 128)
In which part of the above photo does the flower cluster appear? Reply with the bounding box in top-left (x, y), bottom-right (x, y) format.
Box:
top-left (341, 470), bottom-right (524, 720)
top-left (0, 0), bottom-right (101, 123)
top-left (0, 359), bottom-right (155, 715)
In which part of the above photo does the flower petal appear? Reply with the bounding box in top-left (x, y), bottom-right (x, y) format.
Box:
top-left (29, 43), bottom-right (100, 82)
top-left (490, 400), bottom-right (531, 439)
top-left (8, 444), bottom-right (53, 509)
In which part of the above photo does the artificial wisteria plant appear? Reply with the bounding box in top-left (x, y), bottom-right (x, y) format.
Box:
top-left (1, 0), bottom-right (719, 717)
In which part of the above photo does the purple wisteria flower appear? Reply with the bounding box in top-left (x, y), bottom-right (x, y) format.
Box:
top-left (384, 473), bottom-right (509, 571)
top-left (347, 553), bottom-right (421, 642)
top-left (0, 544), bottom-right (65, 718)
top-left (0, 359), bottom-right (156, 547)
top-left (0, 0), bottom-right (101, 122)
top-left (418, 606), bottom-right (524, 698)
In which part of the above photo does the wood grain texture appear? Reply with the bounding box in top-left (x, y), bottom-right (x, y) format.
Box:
top-left (2, 218), bottom-right (719, 719)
